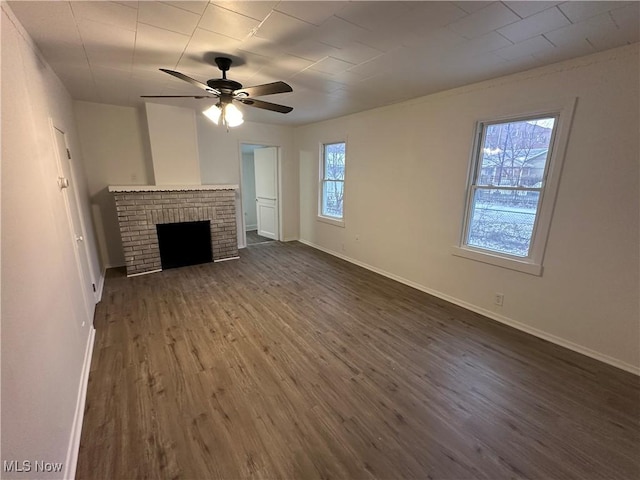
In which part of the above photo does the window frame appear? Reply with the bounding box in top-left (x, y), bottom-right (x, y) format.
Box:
top-left (452, 98), bottom-right (577, 276)
top-left (318, 140), bottom-right (347, 227)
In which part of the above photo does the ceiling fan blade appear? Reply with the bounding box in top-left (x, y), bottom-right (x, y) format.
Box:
top-left (159, 69), bottom-right (220, 95)
top-left (141, 95), bottom-right (215, 98)
top-left (235, 81), bottom-right (292, 97)
top-left (238, 98), bottom-right (293, 114)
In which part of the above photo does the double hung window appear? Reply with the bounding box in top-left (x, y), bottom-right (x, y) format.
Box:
top-left (320, 142), bottom-right (346, 221)
top-left (455, 101), bottom-right (575, 275)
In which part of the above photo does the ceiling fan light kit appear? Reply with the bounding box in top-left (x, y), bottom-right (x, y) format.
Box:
top-left (142, 56), bottom-right (293, 130)
top-left (203, 102), bottom-right (244, 128)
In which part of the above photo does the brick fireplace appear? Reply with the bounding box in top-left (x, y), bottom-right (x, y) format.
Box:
top-left (109, 185), bottom-right (239, 276)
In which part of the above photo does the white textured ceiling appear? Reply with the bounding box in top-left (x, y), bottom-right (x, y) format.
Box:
top-left (8, 1), bottom-right (639, 126)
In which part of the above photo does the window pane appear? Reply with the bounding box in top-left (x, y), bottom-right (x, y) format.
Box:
top-left (322, 180), bottom-right (344, 218)
top-left (467, 188), bottom-right (541, 257)
top-left (478, 117), bottom-right (555, 188)
top-left (324, 143), bottom-right (345, 180)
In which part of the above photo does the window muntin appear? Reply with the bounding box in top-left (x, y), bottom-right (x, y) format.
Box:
top-left (463, 116), bottom-right (558, 258)
top-left (320, 142), bottom-right (346, 219)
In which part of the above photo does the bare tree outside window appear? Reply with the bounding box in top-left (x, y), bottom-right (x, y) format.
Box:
top-left (465, 117), bottom-right (557, 257)
top-left (321, 142), bottom-right (346, 219)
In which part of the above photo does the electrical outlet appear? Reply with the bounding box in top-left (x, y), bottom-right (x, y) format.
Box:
top-left (494, 293), bottom-right (504, 306)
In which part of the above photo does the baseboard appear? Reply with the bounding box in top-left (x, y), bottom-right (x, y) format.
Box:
top-left (298, 239), bottom-right (640, 376)
top-left (95, 269), bottom-right (106, 303)
top-left (214, 256), bottom-right (240, 263)
top-left (245, 224), bottom-right (257, 231)
top-left (63, 327), bottom-right (96, 480)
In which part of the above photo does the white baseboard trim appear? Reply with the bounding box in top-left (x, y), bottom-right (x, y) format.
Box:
top-left (95, 269), bottom-right (106, 303)
top-left (245, 224), bottom-right (257, 231)
top-left (127, 268), bottom-right (162, 278)
top-left (298, 239), bottom-right (640, 376)
top-left (214, 256), bottom-right (240, 263)
top-left (64, 327), bottom-right (96, 480)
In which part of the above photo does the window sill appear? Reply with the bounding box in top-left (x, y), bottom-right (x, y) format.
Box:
top-left (450, 246), bottom-right (542, 276)
top-left (317, 216), bottom-right (345, 228)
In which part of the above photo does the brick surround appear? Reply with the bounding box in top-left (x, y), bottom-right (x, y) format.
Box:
top-left (110, 186), bottom-right (239, 276)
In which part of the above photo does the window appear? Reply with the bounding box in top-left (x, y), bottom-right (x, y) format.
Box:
top-left (319, 142), bottom-right (346, 222)
top-left (454, 101), bottom-right (575, 276)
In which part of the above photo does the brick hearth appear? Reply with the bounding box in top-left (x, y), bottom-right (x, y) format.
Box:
top-left (109, 185), bottom-right (239, 276)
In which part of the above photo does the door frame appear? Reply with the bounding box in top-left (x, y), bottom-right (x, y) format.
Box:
top-left (238, 141), bottom-right (283, 248)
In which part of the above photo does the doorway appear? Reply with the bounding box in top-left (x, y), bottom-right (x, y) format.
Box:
top-left (240, 143), bottom-right (280, 247)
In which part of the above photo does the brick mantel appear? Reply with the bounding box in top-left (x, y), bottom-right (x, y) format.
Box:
top-left (110, 185), bottom-right (239, 276)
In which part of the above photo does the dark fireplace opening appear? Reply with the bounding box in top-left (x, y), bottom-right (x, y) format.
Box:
top-left (156, 221), bottom-right (212, 270)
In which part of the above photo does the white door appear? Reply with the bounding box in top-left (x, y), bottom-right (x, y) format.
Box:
top-left (254, 147), bottom-right (278, 240)
top-left (53, 126), bottom-right (96, 320)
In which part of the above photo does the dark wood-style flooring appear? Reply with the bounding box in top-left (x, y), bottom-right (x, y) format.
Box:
top-left (77, 241), bottom-right (640, 480)
top-left (246, 230), bottom-right (274, 246)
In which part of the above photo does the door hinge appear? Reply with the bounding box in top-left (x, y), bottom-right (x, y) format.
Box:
top-left (92, 283), bottom-right (96, 292)
top-left (66, 148), bottom-right (71, 159)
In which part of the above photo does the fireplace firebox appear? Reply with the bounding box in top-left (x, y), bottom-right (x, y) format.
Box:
top-left (156, 221), bottom-right (212, 270)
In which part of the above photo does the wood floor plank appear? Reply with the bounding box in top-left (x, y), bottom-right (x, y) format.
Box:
top-left (77, 241), bottom-right (640, 480)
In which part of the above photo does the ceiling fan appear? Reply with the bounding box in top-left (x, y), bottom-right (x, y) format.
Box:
top-left (142, 56), bottom-right (293, 127)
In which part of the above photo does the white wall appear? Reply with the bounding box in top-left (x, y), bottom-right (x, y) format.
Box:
top-left (1, 5), bottom-right (100, 478)
top-left (74, 101), bottom-right (154, 268)
top-left (196, 115), bottom-right (297, 245)
top-left (145, 102), bottom-right (201, 185)
top-left (241, 152), bottom-right (258, 230)
top-left (297, 44), bottom-right (640, 373)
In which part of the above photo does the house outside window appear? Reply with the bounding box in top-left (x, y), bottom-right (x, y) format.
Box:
top-left (465, 116), bottom-right (556, 257)
top-left (453, 99), bottom-right (576, 276)
top-left (319, 142), bottom-right (346, 222)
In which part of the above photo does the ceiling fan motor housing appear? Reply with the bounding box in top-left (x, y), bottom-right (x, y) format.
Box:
top-left (207, 78), bottom-right (242, 93)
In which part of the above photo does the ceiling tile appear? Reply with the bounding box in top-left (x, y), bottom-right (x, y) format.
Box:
top-left (335, 1), bottom-right (412, 30)
top-left (78, 19), bottom-right (135, 68)
top-left (313, 15), bottom-right (368, 49)
top-left (498, 7), bottom-right (570, 43)
top-left (452, 1), bottom-right (495, 14)
top-left (282, 39), bottom-right (341, 62)
top-left (495, 35), bottom-right (556, 61)
top-left (7, 1), bottom-right (81, 46)
top-left (210, 1), bottom-right (278, 21)
top-left (238, 35), bottom-right (284, 58)
top-left (181, 27), bottom-right (242, 63)
top-left (504, 1), bottom-right (561, 18)
top-left (113, 2), bottom-right (139, 10)
top-left (133, 22), bottom-right (192, 71)
top-left (450, 31), bottom-right (513, 58)
top-left (137, 2), bottom-right (200, 35)
top-left (449, 2), bottom-right (520, 39)
top-left (331, 41), bottom-right (383, 65)
top-left (258, 54), bottom-right (314, 78)
top-left (544, 13), bottom-right (619, 48)
top-left (532, 38), bottom-right (595, 64)
top-left (164, 2), bottom-right (209, 15)
top-left (558, 1), bottom-right (634, 23)
top-left (610, 3), bottom-right (640, 41)
top-left (307, 56), bottom-right (355, 75)
top-left (401, 2), bottom-right (468, 30)
top-left (254, 10), bottom-right (317, 44)
top-left (198, 4), bottom-right (260, 40)
top-left (402, 25), bottom-right (468, 51)
top-left (275, 1), bottom-right (347, 26)
top-left (71, 1), bottom-right (137, 30)
top-left (290, 69), bottom-right (344, 93)
top-left (346, 50), bottom-right (396, 77)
